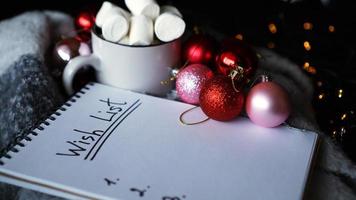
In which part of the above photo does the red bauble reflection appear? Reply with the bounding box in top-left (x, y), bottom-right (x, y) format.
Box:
top-left (216, 51), bottom-right (238, 75)
top-left (53, 37), bottom-right (91, 65)
top-left (182, 34), bottom-right (217, 66)
top-left (199, 75), bottom-right (244, 121)
top-left (216, 38), bottom-right (258, 82)
top-left (76, 12), bottom-right (95, 30)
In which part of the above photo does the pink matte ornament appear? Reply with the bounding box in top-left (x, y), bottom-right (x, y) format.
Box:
top-left (176, 64), bottom-right (213, 105)
top-left (246, 76), bottom-right (291, 127)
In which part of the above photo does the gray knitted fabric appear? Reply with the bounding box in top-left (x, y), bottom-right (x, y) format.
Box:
top-left (0, 11), bottom-right (70, 200)
top-left (0, 11), bottom-right (356, 200)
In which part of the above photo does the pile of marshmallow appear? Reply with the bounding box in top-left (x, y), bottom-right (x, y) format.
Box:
top-left (95, 0), bottom-right (186, 45)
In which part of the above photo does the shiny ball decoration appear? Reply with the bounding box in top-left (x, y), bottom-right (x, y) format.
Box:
top-left (176, 64), bottom-right (214, 105)
top-left (53, 37), bottom-right (91, 66)
top-left (182, 34), bottom-right (217, 65)
top-left (51, 37), bottom-right (91, 80)
top-left (199, 75), bottom-right (245, 121)
top-left (216, 38), bottom-right (258, 82)
top-left (246, 79), bottom-right (291, 127)
top-left (75, 11), bottom-right (95, 30)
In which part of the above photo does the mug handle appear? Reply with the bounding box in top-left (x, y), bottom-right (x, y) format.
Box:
top-left (62, 54), bottom-right (101, 95)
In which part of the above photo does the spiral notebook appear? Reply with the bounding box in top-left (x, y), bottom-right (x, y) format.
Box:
top-left (0, 82), bottom-right (318, 200)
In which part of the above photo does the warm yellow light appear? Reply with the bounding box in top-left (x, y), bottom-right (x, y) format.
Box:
top-left (267, 42), bottom-right (275, 49)
top-left (304, 41), bottom-right (311, 51)
top-left (303, 62), bottom-right (316, 74)
top-left (318, 93), bottom-right (324, 100)
top-left (328, 25), bottom-right (335, 33)
top-left (303, 22), bottom-right (313, 30)
top-left (338, 89), bottom-right (343, 98)
top-left (235, 34), bottom-right (243, 40)
top-left (341, 113), bottom-right (347, 120)
top-left (332, 130), bottom-right (337, 136)
top-left (308, 66), bottom-right (317, 74)
top-left (268, 23), bottom-right (277, 34)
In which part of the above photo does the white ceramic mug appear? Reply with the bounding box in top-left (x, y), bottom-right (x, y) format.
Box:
top-left (63, 28), bottom-right (181, 96)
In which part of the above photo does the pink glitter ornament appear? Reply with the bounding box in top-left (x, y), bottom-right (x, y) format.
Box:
top-left (246, 76), bottom-right (291, 128)
top-left (176, 64), bottom-right (213, 105)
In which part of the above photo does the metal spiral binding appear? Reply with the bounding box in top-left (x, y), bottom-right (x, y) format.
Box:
top-left (0, 82), bottom-right (96, 166)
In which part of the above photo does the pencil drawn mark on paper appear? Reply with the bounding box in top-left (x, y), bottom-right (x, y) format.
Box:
top-left (162, 195), bottom-right (186, 200)
top-left (56, 98), bottom-right (141, 160)
top-left (101, 177), bottom-right (187, 199)
top-left (130, 186), bottom-right (150, 197)
top-left (104, 178), bottom-right (120, 186)
top-left (89, 98), bottom-right (127, 122)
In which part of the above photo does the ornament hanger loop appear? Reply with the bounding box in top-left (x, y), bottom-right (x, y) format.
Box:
top-left (248, 74), bottom-right (272, 89)
top-left (179, 106), bottom-right (210, 125)
top-left (229, 65), bottom-right (244, 81)
top-left (260, 75), bottom-right (270, 82)
top-left (160, 59), bottom-right (190, 85)
top-left (160, 76), bottom-right (176, 85)
top-left (228, 66), bottom-right (244, 93)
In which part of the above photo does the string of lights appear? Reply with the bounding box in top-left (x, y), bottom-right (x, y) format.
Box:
top-left (220, 3), bottom-right (356, 160)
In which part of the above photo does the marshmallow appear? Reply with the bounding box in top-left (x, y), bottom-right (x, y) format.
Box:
top-left (154, 6), bottom-right (185, 42)
top-left (96, 1), bottom-right (114, 27)
top-left (125, 0), bottom-right (160, 19)
top-left (102, 14), bottom-right (129, 42)
top-left (96, 1), bottom-right (131, 27)
top-left (129, 15), bottom-right (154, 46)
top-left (114, 6), bottom-right (131, 21)
top-left (160, 5), bottom-right (182, 18)
top-left (119, 36), bottom-right (130, 45)
top-left (141, 3), bottom-right (160, 20)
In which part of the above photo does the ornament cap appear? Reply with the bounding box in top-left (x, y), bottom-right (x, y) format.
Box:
top-left (261, 75), bottom-right (271, 83)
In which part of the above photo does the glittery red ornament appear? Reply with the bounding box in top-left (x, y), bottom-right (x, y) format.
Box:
top-left (182, 34), bottom-right (217, 66)
top-left (216, 38), bottom-right (258, 82)
top-left (199, 75), bottom-right (244, 121)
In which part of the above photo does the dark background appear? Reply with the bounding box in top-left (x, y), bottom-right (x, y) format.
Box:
top-left (1, 0), bottom-right (356, 161)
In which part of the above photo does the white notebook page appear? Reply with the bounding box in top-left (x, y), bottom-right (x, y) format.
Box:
top-left (0, 83), bottom-right (318, 200)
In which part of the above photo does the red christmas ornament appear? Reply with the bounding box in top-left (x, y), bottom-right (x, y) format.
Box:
top-left (199, 75), bottom-right (244, 121)
top-left (216, 38), bottom-right (258, 82)
top-left (53, 37), bottom-right (91, 65)
top-left (182, 34), bottom-right (217, 66)
top-left (51, 37), bottom-right (91, 78)
top-left (75, 11), bottom-right (95, 30)
top-left (51, 37), bottom-right (94, 91)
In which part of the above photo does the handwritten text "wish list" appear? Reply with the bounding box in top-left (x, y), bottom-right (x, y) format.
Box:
top-left (56, 98), bottom-right (141, 160)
